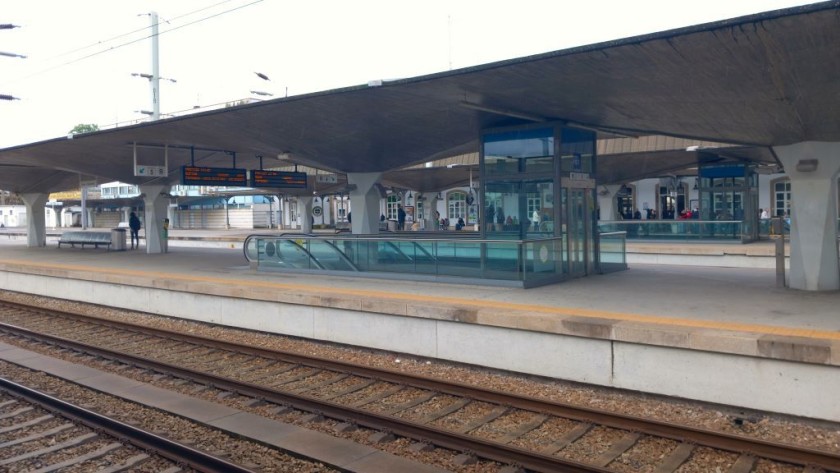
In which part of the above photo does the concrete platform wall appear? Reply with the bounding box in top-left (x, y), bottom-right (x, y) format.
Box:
top-left (2, 270), bottom-right (838, 422)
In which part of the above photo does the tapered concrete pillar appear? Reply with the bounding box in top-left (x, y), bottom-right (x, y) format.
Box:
top-left (141, 184), bottom-right (170, 254)
top-left (774, 142), bottom-right (840, 291)
top-left (347, 172), bottom-right (382, 234)
top-left (20, 193), bottom-right (48, 247)
top-left (299, 196), bottom-right (313, 233)
top-left (598, 185), bottom-right (622, 221)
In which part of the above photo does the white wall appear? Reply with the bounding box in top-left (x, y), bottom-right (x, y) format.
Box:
top-left (0, 205), bottom-right (26, 227)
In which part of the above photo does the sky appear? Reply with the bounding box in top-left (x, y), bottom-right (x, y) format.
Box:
top-left (1, 0), bottom-right (825, 148)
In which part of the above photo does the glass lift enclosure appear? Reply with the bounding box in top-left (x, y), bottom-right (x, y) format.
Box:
top-left (481, 124), bottom-right (598, 278)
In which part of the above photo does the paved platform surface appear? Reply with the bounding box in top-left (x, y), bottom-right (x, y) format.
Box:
top-left (0, 229), bottom-right (837, 361)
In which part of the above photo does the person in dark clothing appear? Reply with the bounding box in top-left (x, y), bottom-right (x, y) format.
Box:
top-left (128, 212), bottom-right (141, 249)
top-left (397, 204), bottom-right (406, 230)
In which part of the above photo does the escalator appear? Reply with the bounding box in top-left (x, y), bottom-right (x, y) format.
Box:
top-left (243, 234), bottom-right (433, 273)
top-left (242, 233), bottom-right (570, 288)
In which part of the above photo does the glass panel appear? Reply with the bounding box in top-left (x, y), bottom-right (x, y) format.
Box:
top-left (524, 181), bottom-right (554, 237)
top-left (484, 127), bottom-right (553, 177)
top-left (484, 182), bottom-right (522, 235)
top-left (484, 128), bottom-right (553, 158)
top-left (568, 188), bottom-right (587, 275)
top-left (598, 221), bottom-right (742, 240)
top-left (598, 231), bottom-right (627, 273)
top-left (524, 238), bottom-right (564, 279)
top-left (244, 234), bottom-right (578, 285)
top-left (559, 128), bottom-right (595, 174)
top-left (525, 156), bottom-right (554, 174)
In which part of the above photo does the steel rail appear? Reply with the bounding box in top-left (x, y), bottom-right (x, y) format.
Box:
top-left (0, 377), bottom-right (255, 473)
top-left (0, 321), bottom-right (607, 473)
top-left (3, 302), bottom-right (840, 471)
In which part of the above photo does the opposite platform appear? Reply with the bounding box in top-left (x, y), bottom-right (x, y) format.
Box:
top-left (0, 238), bottom-right (838, 421)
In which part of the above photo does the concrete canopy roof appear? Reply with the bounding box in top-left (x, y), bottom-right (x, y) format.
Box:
top-left (0, 2), bottom-right (838, 195)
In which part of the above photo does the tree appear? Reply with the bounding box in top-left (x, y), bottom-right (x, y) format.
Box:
top-left (68, 123), bottom-right (99, 135)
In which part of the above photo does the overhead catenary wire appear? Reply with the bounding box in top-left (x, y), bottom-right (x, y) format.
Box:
top-left (0, 0), bottom-right (263, 88)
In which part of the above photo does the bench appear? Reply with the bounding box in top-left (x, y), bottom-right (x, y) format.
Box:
top-left (57, 231), bottom-right (112, 249)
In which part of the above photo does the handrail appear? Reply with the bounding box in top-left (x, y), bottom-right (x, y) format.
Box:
top-left (283, 239), bottom-right (327, 270)
top-left (246, 233), bottom-right (559, 244)
top-left (316, 239), bottom-right (361, 271)
top-left (383, 240), bottom-right (415, 263)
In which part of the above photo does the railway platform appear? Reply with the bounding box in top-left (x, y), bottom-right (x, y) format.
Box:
top-left (0, 228), bottom-right (838, 422)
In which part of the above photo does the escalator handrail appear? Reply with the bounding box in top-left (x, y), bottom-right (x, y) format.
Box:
top-left (310, 238), bottom-right (361, 271)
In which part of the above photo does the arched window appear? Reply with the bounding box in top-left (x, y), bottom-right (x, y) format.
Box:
top-left (447, 191), bottom-right (466, 220)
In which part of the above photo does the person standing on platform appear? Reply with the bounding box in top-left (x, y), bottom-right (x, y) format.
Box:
top-left (397, 204), bottom-right (406, 231)
top-left (128, 212), bottom-right (141, 249)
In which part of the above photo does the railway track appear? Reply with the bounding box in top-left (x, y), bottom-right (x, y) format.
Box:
top-left (0, 377), bottom-right (250, 472)
top-left (1, 299), bottom-right (838, 473)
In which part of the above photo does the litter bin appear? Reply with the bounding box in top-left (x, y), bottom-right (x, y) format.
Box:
top-left (110, 228), bottom-right (127, 251)
top-left (387, 220), bottom-right (397, 232)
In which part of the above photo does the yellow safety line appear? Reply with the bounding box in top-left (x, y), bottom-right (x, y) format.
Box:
top-left (3, 259), bottom-right (839, 342)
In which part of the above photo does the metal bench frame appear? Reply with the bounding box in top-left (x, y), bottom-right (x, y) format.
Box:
top-left (57, 231), bottom-right (112, 249)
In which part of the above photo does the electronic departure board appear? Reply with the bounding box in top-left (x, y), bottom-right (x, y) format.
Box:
top-left (181, 166), bottom-right (247, 186)
top-left (250, 170), bottom-right (308, 188)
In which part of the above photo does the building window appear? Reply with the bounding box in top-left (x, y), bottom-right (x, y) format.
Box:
top-left (447, 191), bottom-right (466, 220)
top-left (526, 193), bottom-right (541, 220)
top-left (658, 183), bottom-right (687, 219)
top-left (386, 195), bottom-right (401, 220)
top-left (773, 179), bottom-right (791, 217)
top-left (616, 186), bottom-right (635, 219)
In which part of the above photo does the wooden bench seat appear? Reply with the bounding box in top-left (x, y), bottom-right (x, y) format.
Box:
top-left (57, 231), bottom-right (112, 249)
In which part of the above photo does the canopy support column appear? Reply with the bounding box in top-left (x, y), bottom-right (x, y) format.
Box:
top-left (598, 185), bottom-right (623, 221)
top-left (774, 141), bottom-right (840, 291)
top-left (300, 196), bottom-right (313, 233)
top-left (20, 193), bottom-right (48, 248)
top-left (140, 184), bottom-right (169, 254)
top-left (347, 172), bottom-right (382, 235)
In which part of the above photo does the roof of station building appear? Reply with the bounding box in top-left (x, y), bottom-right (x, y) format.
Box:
top-left (0, 1), bottom-right (838, 194)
